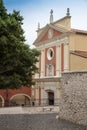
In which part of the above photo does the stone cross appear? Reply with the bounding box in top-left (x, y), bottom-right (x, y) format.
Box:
top-left (50, 9), bottom-right (53, 15)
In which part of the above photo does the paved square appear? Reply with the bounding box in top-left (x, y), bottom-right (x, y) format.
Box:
top-left (0, 113), bottom-right (86, 130)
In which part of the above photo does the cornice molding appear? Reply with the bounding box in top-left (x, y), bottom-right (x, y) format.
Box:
top-left (37, 34), bottom-right (69, 50)
top-left (34, 77), bottom-right (61, 82)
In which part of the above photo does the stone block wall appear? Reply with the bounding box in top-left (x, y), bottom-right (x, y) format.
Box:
top-left (59, 71), bottom-right (87, 125)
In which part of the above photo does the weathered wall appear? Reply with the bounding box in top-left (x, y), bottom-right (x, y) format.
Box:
top-left (59, 71), bottom-right (87, 125)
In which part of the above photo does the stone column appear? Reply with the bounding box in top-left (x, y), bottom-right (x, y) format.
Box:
top-left (35, 83), bottom-right (39, 106)
top-left (54, 82), bottom-right (61, 105)
top-left (40, 50), bottom-right (45, 78)
top-left (56, 45), bottom-right (61, 77)
top-left (64, 43), bottom-right (69, 72)
top-left (40, 82), bottom-right (44, 106)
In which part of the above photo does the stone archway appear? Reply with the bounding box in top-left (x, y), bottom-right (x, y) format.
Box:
top-left (10, 94), bottom-right (31, 106)
top-left (0, 96), bottom-right (4, 107)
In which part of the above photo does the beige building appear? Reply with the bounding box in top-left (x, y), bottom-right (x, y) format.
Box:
top-left (32, 8), bottom-right (87, 106)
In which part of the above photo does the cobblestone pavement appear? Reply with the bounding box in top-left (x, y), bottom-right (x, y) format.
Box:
top-left (0, 113), bottom-right (86, 130)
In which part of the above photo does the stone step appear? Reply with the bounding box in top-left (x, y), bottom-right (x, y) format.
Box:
top-left (23, 106), bottom-right (59, 114)
top-left (0, 107), bottom-right (24, 114)
top-left (0, 106), bottom-right (59, 114)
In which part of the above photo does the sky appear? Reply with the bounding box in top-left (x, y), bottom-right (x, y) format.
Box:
top-left (3, 0), bottom-right (87, 47)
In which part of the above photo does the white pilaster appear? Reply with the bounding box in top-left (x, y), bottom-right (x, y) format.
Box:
top-left (64, 43), bottom-right (69, 72)
top-left (56, 45), bottom-right (61, 77)
top-left (35, 57), bottom-right (39, 78)
top-left (41, 83), bottom-right (44, 106)
top-left (35, 86), bottom-right (39, 106)
top-left (40, 50), bottom-right (45, 78)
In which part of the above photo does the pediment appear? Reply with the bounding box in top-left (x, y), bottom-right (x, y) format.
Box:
top-left (33, 24), bottom-right (68, 45)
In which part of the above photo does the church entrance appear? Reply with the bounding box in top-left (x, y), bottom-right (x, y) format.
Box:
top-left (48, 92), bottom-right (54, 105)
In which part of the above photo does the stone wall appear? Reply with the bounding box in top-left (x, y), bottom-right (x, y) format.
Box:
top-left (59, 71), bottom-right (87, 125)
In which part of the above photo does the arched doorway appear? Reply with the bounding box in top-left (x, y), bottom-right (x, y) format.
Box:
top-left (10, 94), bottom-right (31, 106)
top-left (48, 91), bottom-right (54, 105)
top-left (0, 96), bottom-right (4, 107)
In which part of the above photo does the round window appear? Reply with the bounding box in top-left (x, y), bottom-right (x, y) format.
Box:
top-left (47, 48), bottom-right (54, 60)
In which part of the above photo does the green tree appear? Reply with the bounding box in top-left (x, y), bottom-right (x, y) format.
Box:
top-left (0, 0), bottom-right (40, 89)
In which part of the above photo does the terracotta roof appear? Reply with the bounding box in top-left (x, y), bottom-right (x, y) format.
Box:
top-left (71, 29), bottom-right (87, 35)
top-left (71, 50), bottom-right (87, 58)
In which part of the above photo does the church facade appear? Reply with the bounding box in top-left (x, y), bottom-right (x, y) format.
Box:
top-left (33, 8), bottom-right (87, 106)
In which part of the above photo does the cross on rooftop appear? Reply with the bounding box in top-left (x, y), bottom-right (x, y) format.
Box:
top-left (50, 9), bottom-right (53, 15)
